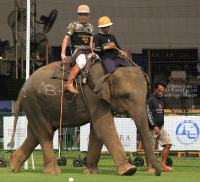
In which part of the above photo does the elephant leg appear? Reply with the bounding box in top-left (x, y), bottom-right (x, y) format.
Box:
top-left (8, 124), bottom-right (39, 172)
top-left (40, 135), bottom-right (61, 174)
top-left (83, 123), bottom-right (103, 174)
top-left (93, 119), bottom-right (136, 175)
top-left (90, 101), bottom-right (136, 175)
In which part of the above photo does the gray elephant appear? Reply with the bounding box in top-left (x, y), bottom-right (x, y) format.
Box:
top-left (8, 60), bottom-right (161, 176)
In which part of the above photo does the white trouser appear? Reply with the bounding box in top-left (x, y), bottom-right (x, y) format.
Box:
top-left (76, 54), bottom-right (91, 70)
top-left (72, 51), bottom-right (99, 70)
top-left (73, 51), bottom-right (99, 70)
top-left (74, 51), bottom-right (91, 70)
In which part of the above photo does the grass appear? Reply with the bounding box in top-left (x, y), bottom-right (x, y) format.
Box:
top-left (1, 166), bottom-right (200, 182)
top-left (0, 151), bottom-right (200, 182)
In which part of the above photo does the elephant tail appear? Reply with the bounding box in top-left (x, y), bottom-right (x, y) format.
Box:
top-left (7, 96), bottom-right (21, 149)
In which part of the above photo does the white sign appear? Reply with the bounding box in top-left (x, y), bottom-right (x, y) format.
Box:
top-left (159, 116), bottom-right (200, 151)
top-left (3, 116), bottom-right (58, 150)
top-left (4, 116), bottom-right (27, 150)
top-left (80, 118), bottom-right (137, 152)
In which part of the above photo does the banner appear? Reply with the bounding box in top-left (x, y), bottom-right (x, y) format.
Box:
top-left (80, 118), bottom-right (137, 152)
top-left (3, 116), bottom-right (58, 150)
top-left (159, 116), bottom-right (200, 151)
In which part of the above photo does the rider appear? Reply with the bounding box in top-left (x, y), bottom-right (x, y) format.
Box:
top-left (61, 5), bottom-right (96, 94)
top-left (93, 16), bottom-right (131, 74)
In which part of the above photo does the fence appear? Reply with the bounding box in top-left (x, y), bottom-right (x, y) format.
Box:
top-left (1, 112), bottom-right (200, 171)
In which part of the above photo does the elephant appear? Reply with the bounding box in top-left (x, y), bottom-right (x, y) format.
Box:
top-left (8, 60), bottom-right (161, 176)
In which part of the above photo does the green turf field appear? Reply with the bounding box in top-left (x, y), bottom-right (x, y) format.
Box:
top-left (0, 151), bottom-right (200, 182)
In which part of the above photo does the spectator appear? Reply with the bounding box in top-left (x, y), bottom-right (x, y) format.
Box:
top-left (145, 81), bottom-right (174, 172)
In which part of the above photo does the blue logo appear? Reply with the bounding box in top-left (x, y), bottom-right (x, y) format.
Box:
top-left (176, 120), bottom-right (199, 146)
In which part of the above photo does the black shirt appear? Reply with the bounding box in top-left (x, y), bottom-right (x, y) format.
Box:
top-left (93, 32), bottom-right (122, 60)
top-left (146, 94), bottom-right (165, 129)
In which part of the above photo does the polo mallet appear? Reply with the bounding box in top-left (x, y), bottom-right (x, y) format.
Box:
top-left (115, 47), bottom-right (141, 69)
top-left (58, 61), bottom-right (65, 159)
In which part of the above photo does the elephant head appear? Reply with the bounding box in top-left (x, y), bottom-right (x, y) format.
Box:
top-left (94, 67), bottom-right (147, 116)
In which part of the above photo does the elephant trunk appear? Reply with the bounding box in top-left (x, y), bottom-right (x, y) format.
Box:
top-left (129, 111), bottom-right (161, 176)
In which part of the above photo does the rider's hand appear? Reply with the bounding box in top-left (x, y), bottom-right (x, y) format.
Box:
top-left (154, 126), bottom-right (161, 135)
top-left (91, 51), bottom-right (96, 58)
top-left (108, 42), bottom-right (116, 49)
top-left (62, 59), bottom-right (66, 63)
top-left (61, 54), bottom-right (66, 63)
top-left (120, 51), bottom-right (127, 58)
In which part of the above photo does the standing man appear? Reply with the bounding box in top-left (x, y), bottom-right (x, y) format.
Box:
top-left (61, 5), bottom-right (96, 94)
top-left (93, 16), bottom-right (131, 74)
top-left (146, 81), bottom-right (174, 172)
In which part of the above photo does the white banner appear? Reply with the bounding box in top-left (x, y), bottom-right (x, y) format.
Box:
top-left (159, 116), bottom-right (200, 151)
top-left (80, 118), bottom-right (137, 152)
top-left (3, 116), bottom-right (58, 150)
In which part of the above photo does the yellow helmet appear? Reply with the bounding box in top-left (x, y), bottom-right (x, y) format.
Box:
top-left (98, 16), bottom-right (113, 27)
top-left (77, 5), bottom-right (90, 14)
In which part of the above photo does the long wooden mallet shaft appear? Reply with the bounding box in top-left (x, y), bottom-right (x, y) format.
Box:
top-left (58, 62), bottom-right (65, 159)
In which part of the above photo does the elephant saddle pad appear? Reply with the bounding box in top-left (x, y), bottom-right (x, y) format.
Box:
top-left (51, 57), bottom-right (97, 89)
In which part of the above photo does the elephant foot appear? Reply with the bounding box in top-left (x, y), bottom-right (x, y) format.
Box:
top-left (118, 162), bottom-right (137, 176)
top-left (83, 168), bottom-right (102, 174)
top-left (8, 154), bottom-right (22, 173)
top-left (42, 164), bottom-right (62, 174)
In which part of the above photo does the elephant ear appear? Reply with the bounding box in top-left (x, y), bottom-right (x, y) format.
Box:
top-left (93, 74), bottom-right (111, 103)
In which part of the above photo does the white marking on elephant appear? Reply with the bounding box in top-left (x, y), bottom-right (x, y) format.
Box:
top-left (38, 82), bottom-right (46, 95)
top-left (22, 81), bottom-right (29, 97)
top-left (38, 82), bottom-right (60, 96)
top-left (45, 84), bottom-right (57, 96)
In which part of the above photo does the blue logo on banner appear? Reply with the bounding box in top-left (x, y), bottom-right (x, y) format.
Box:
top-left (176, 120), bottom-right (199, 146)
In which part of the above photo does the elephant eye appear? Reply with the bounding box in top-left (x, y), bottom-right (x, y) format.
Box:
top-left (123, 93), bottom-right (130, 102)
